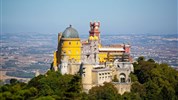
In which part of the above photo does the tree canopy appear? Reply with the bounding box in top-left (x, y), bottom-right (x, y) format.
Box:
top-left (0, 70), bottom-right (82, 100)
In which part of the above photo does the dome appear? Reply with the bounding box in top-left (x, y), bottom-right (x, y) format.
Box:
top-left (62, 25), bottom-right (79, 38)
top-left (93, 36), bottom-right (98, 40)
top-left (89, 36), bottom-right (94, 40)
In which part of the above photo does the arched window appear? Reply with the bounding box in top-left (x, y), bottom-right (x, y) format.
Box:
top-left (69, 42), bottom-right (71, 45)
top-left (119, 73), bottom-right (126, 83)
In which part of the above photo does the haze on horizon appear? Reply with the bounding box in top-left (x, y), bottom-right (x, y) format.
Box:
top-left (1, 0), bottom-right (177, 35)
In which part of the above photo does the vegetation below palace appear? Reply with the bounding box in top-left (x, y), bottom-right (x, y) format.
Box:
top-left (0, 57), bottom-right (178, 100)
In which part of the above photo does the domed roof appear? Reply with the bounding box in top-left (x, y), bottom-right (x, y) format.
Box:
top-left (93, 36), bottom-right (98, 40)
top-left (62, 25), bottom-right (79, 38)
top-left (89, 36), bottom-right (94, 40)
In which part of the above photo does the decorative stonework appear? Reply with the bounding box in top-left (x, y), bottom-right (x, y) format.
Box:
top-left (51, 22), bottom-right (133, 94)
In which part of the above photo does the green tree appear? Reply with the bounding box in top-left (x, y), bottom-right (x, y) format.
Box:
top-left (88, 82), bottom-right (119, 100)
top-left (159, 86), bottom-right (175, 100)
top-left (137, 56), bottom-right (145, 62)
top-left (122, 92), bottom-right (142, 100)
top-left (10, 78), bottom-right (19, 85)
top-left (131, 81), bottom-right (146, 98)
top-left (129, 73), bottom-right (138, 82)
top-left (28, 70), bottom-right (82, 99)
top-left (147, 58), bottom-right (155, 63)
top-left (132, 57), bottom-right (178, 99)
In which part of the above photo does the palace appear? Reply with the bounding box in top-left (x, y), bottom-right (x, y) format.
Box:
top-left (51, 21), bottom-right (134, 94)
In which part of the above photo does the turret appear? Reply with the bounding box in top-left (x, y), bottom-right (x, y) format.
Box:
top-left (124, 44), bottom-right (131, 53)
top-left (89, 21), bottom-right (101, 43)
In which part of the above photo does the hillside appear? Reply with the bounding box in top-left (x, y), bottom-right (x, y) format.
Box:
top-left (0, 57), bottom-right (178, 100)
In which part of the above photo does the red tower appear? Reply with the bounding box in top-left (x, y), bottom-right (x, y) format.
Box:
top-left (89, 21), bottom-right (101, 42)
top-left (124, 44), bottom-right (131, 53)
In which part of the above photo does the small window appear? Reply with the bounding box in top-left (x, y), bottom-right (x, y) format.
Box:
top-left (86, 55), bottom-right (89, 58)
top-left (117, 65), bottom-right (120, 68)
top-left (77, 42), bottom-right (78, 45)
top-left (120, 73), bottom-right (126, 83)
top-left (69, 42), bottom-right (71, 45)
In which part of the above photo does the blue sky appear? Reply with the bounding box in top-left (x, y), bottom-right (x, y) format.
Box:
top-left (1, 0), bottom-right (177, 35)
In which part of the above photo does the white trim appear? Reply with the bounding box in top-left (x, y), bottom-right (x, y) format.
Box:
top-left (99, 48), bottom-right (124, 51)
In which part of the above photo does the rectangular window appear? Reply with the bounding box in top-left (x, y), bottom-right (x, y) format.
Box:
top-left (121, 78), bottom-right (126, 83)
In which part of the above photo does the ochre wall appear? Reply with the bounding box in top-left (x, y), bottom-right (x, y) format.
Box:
top-left (60, 38), bottom-right (81, 63)
top-left (99, 52), bottom-right (107, 63)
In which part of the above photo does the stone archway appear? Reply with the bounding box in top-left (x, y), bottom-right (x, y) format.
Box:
top-left (119, 73), bottom-right (126, 83)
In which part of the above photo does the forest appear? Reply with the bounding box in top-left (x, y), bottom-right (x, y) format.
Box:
top-left (0, 57), bottom-right (178, 100)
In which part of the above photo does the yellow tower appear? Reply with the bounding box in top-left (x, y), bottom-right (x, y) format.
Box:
top-left (53, 25), bottom-right (81, 68)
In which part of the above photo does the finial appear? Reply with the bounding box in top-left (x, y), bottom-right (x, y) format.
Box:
top-left (69, 24), bottom-right (72, 27)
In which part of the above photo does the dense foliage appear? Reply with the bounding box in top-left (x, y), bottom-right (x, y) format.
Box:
top-left (131, 57), bottom-right (178, 100)
top-left (0, 71), bottom-right (82, 100)
top-left (0, 57), bottom-right (178, 100)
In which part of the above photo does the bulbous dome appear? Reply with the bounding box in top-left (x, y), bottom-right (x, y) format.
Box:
top-left (93, 36), bottom-right (98, 40)
top-left (89, 36), bottom-right (94, 40)
top-left (62, 25), bottom-right (79, 38)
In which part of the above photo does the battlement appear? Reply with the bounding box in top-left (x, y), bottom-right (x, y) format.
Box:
top-left (90, 21), bottom-right (100, 28)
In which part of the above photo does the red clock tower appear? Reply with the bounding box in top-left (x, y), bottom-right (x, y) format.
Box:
top-left (89, 21), bottom-right (101, 43)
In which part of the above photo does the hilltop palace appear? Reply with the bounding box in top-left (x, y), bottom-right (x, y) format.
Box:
top-left (51, 21), bottom-right (134, 94)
